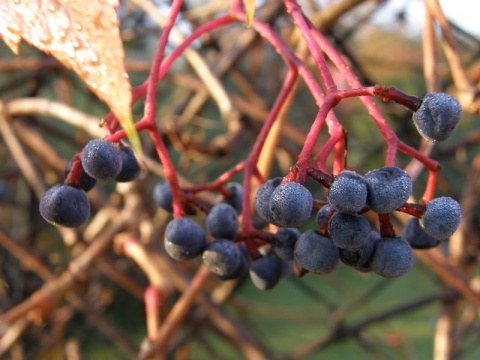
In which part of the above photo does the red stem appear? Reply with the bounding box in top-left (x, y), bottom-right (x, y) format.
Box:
top-left (309, 24), bottom-right (399, 166)
top-left (283, 0), bottom-right (337, 94)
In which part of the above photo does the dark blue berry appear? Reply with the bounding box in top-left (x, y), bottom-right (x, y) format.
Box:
top-left (339, 231), bottom-right (380, 272)
top-left (328, 170), bottom-right (367, 214)
top-left (206, 203), bottom-right (239, 240)
top-left (164, 218), bottom-right (206, 260)
top-left (364, 167), bottom-right (412, 213)
top-left (413, 92), bottom-right (462, 142)
top-left (202, 239), bottom-right (241, 276)
top-left (420, 197), bottom-right (462, 240)
top-left (371, 236), bottom-right (414, 278)
top-left (81, 139), bottom-right (122, 180)
top-left (327, 213), bottom-right (371, 250)
top-left (65, 160), bottom-right (96, 192)
top-left (316, 205), bottom-right (331, 228)
top-left (223, 182), bottom-right (243, 214)
top-left (272, 227), bottom-right (301, 261)
top-left (115, 146), bottom-right (141, 182)
top-left (294, 230), bottom-right (339, 274)
top-left (255, 177), bottom-right (282, 223)
top-left (269, 182), bottom-right (313, 227)
top-left (39, 184), bottom-right (90, 227)
top-left (249, 255), bottom-right (283, 290)
top-left (153, 181), bottom-right (173, 212)
top-left (404, 218), bottom-right (440, 249)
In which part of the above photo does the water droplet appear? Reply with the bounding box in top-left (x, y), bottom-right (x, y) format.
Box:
top-left (47, 4), bottom-right (56, 12)
top-left (87, 49), bottom-right (99, 64)
top-left (74, 23), bottom-right (82, 31)
top-left (72, 40), bottom-right (80, 49)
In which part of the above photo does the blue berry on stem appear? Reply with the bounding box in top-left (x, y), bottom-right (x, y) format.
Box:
top-left (249, 255), bottom-right (283, 290)
top-left (316, 205), bottom-right (331, 228)
top-left (364, 167), bottom-right (413, 213)
top-left (272, 227), bottom-right (301, 261)
top-left (164, 218), bottom-right (206, 261)
top-left (327, 212), bottom-right (371, 250)
top-left (222, 182), bottom-right (243, 214)
top-left (65, 160), bottom-right (96, 192)
top-left (404, 217), bottom-right (440, 249)
top-left (327, 170), bottom-right (367, 214)
top-left (39, 184), bottom-right (90, 227)
top-left (81, 139), bottom-right (122, 180)
top-left (371, 236), bottom-right (414, 278)
top-left (202, 239), bottom-right (242, 277)
top-left (413, 92), bottom-right (462, 142)
top-left (206, 203), bottom-right (239, 240)
top-left (115, 146), bottom-right (141, 182)
top-left (420, 197), bottom-right (462, 240)
top-left (294, 230), bottom-right (339, 274)
top-left (254, 177), bottom-right (282, 223)
top-left (269, 182), bottom-right (313, 227)
top-left (153, 181), bottom-right (173, 212)
top-left (339, 231), bottom-right (380, 272)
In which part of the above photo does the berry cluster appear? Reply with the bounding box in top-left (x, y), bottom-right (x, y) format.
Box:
top-left (37, 91), bottom-right (464, 291)
top-left (39, 139), bottom-right (141, 227)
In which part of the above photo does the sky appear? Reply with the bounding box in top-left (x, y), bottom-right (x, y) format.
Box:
top-left (371, 0), bottom-right (480, 38)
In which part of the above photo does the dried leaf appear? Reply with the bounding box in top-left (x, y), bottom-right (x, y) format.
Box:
top-left (0, 0), bottom-right (141, 153)
top-left (243, 0), bottom-right (256, 28)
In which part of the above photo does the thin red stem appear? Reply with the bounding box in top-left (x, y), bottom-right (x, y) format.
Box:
top-left (283, 0), bottom-right (337, 94)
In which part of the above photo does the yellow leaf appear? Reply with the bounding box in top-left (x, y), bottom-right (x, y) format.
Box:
top-left (0, 0), bottom-right (141, 154)
top-left (243, 0), bottom-right (256, 28)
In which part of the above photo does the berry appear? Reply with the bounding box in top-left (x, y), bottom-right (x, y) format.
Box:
top-left (420, 197), bottom-right (462, 240)
top-left (254, 177), bottom-right (282, 223)
top-left (153, 181), bottom-right (173, 212)
top-left (202, 239), bottom-right (242, 277)
top-left (294, 230), bottom-right (339, 274)
top-left (206, 203), bottom-right (239, 240)
top-left (364, 167), bottom-right (413, 213)
top-left (371, 236), bottom-right (414, 278)
top-left (404, 218), bottom-right (440, 249)
top-left (316, 205), bottom-right (331, 228)
top-left (339, 231), bottom-right (380, 272)
top-left (115, 146), bottom-right (141, 182)
top-left (81, 139), bottom-right (122, 180)
top-left (413, 92), bottom-right (462, 142)
top-left (327, 213), bottom-right (371, 250)
top-left (327, 170), bottom-right (367, 214)
top-left (164, 218), bottom-right (206, 261)
top-left (216, 243), bottom-right (250, 281)
top-left (272, 227), bottom-right (301, 261)
top-left (249, 255), bottom-right (283, 290)
top-left (39, 184), bottom-right (90, 227)
top-left (269, 182), bottom-right (313, 227)
top-left (65, 160), bottom-right (96, 192)
top-left (223, 182), bottom-right (243, 214)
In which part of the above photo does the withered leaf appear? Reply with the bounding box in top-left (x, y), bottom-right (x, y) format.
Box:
top-left (0, 0), bottom-right (141, 153)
